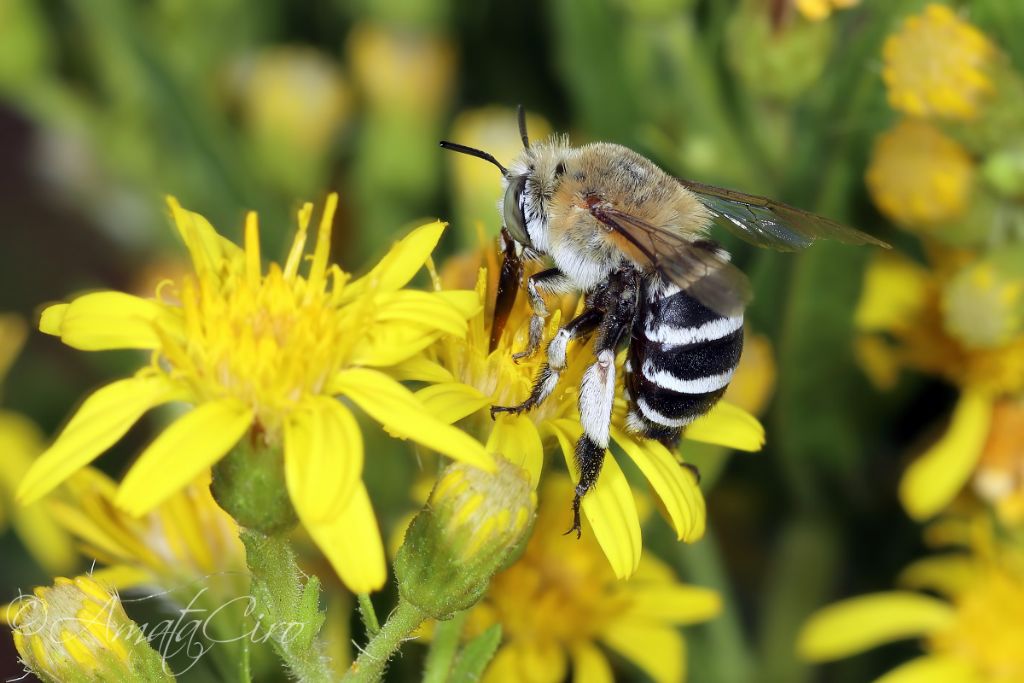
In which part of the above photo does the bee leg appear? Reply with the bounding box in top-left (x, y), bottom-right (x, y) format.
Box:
top-left (567, 272), bottom-right (639, 537)
top-left (491, 307), bottom-right (604, 419)
top-left (513, 268), bottom-right (572, 362)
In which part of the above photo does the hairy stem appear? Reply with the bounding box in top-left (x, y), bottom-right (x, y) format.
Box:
top-left (343, 599), bottom-right (427, 683)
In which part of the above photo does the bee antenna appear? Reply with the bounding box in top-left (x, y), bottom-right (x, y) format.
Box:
top-left (517, 104), bottom-right (529, 148)
top-left (439, 141), bottom-right (509, 176)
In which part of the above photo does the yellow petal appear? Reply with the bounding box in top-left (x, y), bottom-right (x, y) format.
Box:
top-left (624, 584), bottom-right (722, 625)
top-left (387, 356), bottom-right (454, 383)
top-left (415, 382), bottom-right (491, 424)
top-left (611, 427), bottom-right (705, 542)
top-left (855, 253), bottom-right (930, 332)
top-left (87, 565), bottom-right (153, 591)
top-left (684, 401), bottom-right (765, 451)
top-left (571, 642), bottom-right (613, 683)
top-left (486, 641), bottom-right (565, 683)
top-left (435, 290), bottom-right (484, 319)
top-left (898, 554), bottom-right (977, 597)
top-left (38, 303), bottom-right (68, 337)
top-left (115, 399), bottom-right (253, 516)
top-left (168, 196), bottom-right (242, 277)
top-left (47, 292), bottom-right (167, 350)
top-left (374, 290), bottom-right (470, 337)
top-left (348, 324), bottom-right (446, 367)
top-left (875, 655), bottom-right (981, 683)
top-left (343, 221), bottom-right (447, 299)
top-left (601, 619), bottom-right (685, 683)
top-left (548, 419), bottom-right (641, 579)
top-left (900, 391), bottom-right (992, 520)
top-left (482, 645), bottom-right (520, 683)
top-left (17, 375), bottom-right (185, 505)
top-left (487, 415), bottom-right (544, 487)
top-left (797, 592), bottom-right (955, 662)
top-left (304, 482), bottom-right (387, 593)
top-left (333, 368), bottom-right (493, 472)
top-left (285, 397), bottom-right (363, 523)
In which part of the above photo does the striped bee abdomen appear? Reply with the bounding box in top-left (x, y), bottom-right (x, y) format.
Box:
top-left (624, 283), bottom-right (744, 443)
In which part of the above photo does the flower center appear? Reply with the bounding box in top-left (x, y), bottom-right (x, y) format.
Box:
top-left (930, 568), bottom-right (1024, 681)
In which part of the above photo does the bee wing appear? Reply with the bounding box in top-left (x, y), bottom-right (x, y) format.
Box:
top-left (591, 205), bottom-right (751, 316)
top-left (678, 179), bottom-right (891, 252)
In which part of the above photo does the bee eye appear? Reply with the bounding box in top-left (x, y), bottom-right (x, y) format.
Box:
top-left (502, 175), bottom-right (533, 247)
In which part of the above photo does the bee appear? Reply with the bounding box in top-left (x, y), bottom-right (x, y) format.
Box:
top-left (441, 107), bottom-right (889, 537)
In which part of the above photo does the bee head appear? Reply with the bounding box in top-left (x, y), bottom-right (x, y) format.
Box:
top-left (440, 106), bottom-right (541, 251)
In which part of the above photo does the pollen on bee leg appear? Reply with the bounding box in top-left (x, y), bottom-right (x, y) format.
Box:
top-left (579, 349), bottom-right (616, 448)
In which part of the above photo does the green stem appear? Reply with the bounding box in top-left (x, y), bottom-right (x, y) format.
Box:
top-left (343, 599), bottom-right (427, 683)
top-left (422, 611), bottom-right (467, 683)
top-left (241, 530), bottom-right (329, 683)
top-left (676, 528), bottom-right (754, 683)
top-left (358, 594), bottom-right (382, 638)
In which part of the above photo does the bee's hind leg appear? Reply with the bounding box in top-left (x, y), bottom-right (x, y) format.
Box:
top-left (512, 268), bottom-right (573, 362)
top-left (566, 271), bottom-right (639, 538)
top-left (491, 306), bottom-right (604, 419)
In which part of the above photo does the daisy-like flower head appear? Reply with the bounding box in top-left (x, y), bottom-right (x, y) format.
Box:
top-left (417, 248), bottom-right (765, 579)
top-left (799, 518), bottom-right (1024, 683)
top-left (0, 314), bottom-right (76, 575)
top-left (855, 251), bottom-right (1024, 520)
top-left (8, 576), bottom-right (172, 682)
top-left (865, 119), bottom-right (975, 230)
top-left (794, 0), bottom-right (859, 23)
top-left (882, 4), bottom-right (997, 120)
top-left (18, 195), bottom-right (491, 592)
top-left (469, 477), bottom-right (721, 683)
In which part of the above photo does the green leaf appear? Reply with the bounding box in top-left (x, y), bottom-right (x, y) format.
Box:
top-left (449, 625), bottom-right (503, 683)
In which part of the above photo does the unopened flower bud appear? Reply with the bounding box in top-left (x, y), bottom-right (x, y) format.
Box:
top-left (394, 457), bottom-right (536, 619)
top-left (9, 576), bottom-right (173, 682)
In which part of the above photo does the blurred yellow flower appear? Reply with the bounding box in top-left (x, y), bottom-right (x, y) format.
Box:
top-left (866, 119), bottom-right (975, 229)
top-left (8, 575), bottom-right (172, 682)
top-left (973, 398), bottom-right (1024, 524)
top-left (413, 250), bottom-right (764, 579)
top-left (235, 46), bottom-right (350, 155)
top-left (855, 252), bottom-right (1024, 520)
top-left (799, 528), bottom-right (1024, 683)
top-left (882, 4), bottom-right (996, 120)
top-left (794, 0), bottom-right (859, 23)
top-left (347, 23), bottom-right (455, 113)
top-left (469, 477), bottom-right (721, 683)
top-left (19, 195), bottom-right (491, 592)
top-left (0, 314), bottom-right (76, 575)
top-left (942, 260), bottom-right (1024, 349)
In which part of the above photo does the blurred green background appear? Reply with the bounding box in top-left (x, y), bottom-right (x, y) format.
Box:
top-left (2, 0), bottom-right (1023, 681)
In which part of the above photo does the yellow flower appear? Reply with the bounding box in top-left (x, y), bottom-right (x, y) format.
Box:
top-left (8, 575), bottom-right (172, 682)
top-left (882, 4), bottom-right (997, 120)
top-left (794, 0), bottom-right (859, 23)
top-left (416, 251), bottom-right (764, 579)
top-left (866, 119), bottom-right (975, 229)
top-left (799, 528), bottom-right (1024, 683)
top-left (235, 46), bottom-right (351, 155)
top-left (48, 467), bottom-right (246, 599)
top-left (18, 195), bottom-right (491, 592)
top-left (855, 252), bottom-right (1024, 520)
top-left (0, 314), bottom-right (76, 575)
top-left (942, 260), bottom-right (1024, 349)
top-left (468, 477), bottom-right (721, 683)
